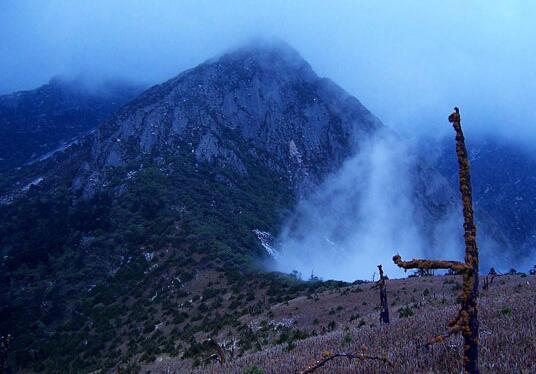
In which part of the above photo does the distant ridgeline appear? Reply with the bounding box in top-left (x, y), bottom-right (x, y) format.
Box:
top-left (0, 77), bottom-right (142, 173)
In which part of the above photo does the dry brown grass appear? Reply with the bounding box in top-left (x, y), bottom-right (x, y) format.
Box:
top-left (147, 274), bottom-right (536, 373)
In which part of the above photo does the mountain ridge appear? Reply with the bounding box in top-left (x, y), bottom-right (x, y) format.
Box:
top-left (0, 43), bottom-right (393, 372)
top-left (0, 77), bottom-right (143, 174)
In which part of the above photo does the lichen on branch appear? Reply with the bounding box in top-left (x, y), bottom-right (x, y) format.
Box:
top-left (392, 255), bottom-right (469, 273)
top-left (392, 107), bottom-right (480, 374)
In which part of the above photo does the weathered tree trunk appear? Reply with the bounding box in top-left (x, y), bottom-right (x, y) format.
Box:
top-left (377, 265), bottom-right (390, 324)
top-left (393, 108), bottom-right (479, 374)
top-left (450, 107), bottom-right (479, 374)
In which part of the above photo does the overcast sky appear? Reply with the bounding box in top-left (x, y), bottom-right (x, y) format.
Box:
top-left (1, 1), bottom-right (535, 141)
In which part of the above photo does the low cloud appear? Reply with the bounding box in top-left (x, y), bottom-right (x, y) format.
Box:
top-left (275, 130), bottom-right (464, 281)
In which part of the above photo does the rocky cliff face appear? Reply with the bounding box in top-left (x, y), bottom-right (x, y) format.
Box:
top-left (68, 43), bottom-right (380, 198)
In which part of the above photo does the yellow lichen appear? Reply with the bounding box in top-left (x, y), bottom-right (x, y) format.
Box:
top-left (393, 107), bottom-right (480, 373)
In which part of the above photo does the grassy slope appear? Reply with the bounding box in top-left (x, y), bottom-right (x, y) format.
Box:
top-left (149, 274), bottom-right (536, 374)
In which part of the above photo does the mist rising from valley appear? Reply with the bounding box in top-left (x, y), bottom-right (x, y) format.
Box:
top-left (275, 128), bottom-right (532, 281)
top-left (274, 130), bottom-right (458, 280)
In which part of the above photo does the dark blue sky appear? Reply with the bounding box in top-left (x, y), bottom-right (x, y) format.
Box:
top-left (1, 1), bottom-right (535, 142)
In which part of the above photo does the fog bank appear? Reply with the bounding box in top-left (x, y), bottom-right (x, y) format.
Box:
top-left (275, 131), bottom-right (463, 281)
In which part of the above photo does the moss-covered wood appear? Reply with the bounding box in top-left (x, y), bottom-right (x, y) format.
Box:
top-left (393, 107), bottom-right (480, 374)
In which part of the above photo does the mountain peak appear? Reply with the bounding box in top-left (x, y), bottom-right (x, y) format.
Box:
top-left (208, 40), bottom-right (314, 78)
top-left (221, 39), bottom-right (304, 61)
top-left (46, 42), bottom-right (379, 199)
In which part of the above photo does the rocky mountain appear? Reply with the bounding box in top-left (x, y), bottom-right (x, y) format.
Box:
top-left (0, 77), bottom-right (142, 173)
top-left (70, 43), bottom-right (382, 199)
top-left (0, 43), bottom-right (396, 372)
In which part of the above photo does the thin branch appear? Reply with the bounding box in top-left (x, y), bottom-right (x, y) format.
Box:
top-left (422, 323), bottom-right (463, 348)
top-left (300, 351), bottom-right (393, 373)
top-left (419, 309), bottom-right (467, 348)
top-left (447, 309), bottom-right (464, 329)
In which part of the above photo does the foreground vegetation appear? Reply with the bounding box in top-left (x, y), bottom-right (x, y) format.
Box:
top-left (0, 139), bottom-right (296, 372)
top-left (149, 274), bottom-right (536, 374)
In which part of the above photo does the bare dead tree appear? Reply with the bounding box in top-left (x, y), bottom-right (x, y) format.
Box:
top-left (392, 107), bottom-right (480, 374)
top-left (372, 264), bottom-right (390, 324)
top-left (300, 350), bottom-right (392, 374)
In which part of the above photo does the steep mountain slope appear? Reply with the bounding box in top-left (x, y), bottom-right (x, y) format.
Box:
top-left (0, 43), bottom-right (389, 372)
top-left (71, 43), bottom-right (380, 198)
top-left (0, 78), bottom-right (142, 173)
